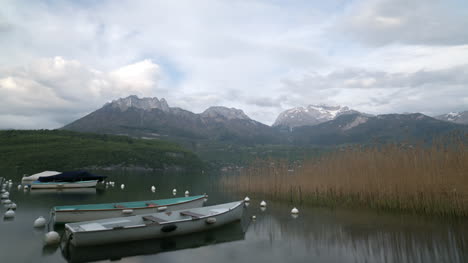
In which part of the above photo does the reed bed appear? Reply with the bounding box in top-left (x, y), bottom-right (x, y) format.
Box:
top-left (222, 136), bottom-right (468, 216)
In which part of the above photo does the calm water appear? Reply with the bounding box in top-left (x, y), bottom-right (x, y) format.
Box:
top-left (1, 170), bottom-right (468, 263)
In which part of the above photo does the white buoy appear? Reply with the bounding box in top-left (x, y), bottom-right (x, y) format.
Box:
top-left (291, 207), bottom-right (299, 214)
top-left (172, 189), bottom-right (177, 195)
top-left (17, 185), bottom-right (22, 190)
top-left (44, 231), bottom-right (60, 245)
top-left (260, 200), bottom-right (267, 207)
top-left (34, 216), bottom-right (47, 228)
top-left (121, 184), bottom-right (125, 190)
top-left (4, 210), bottom-right (15, 218)
top-left (10, 203), bottom-right (17, 210)
top-left (3, 199), bottom-right (11, 205)
top-left (185, 190), bottom-right (189, 196)
top-left (251, 215), bottom-right (256, 220)
top-left (151, 186), bottom-right (156, 192)
top-left (24, 185), bottom-right (29, 190)
top-left (244, 196), bottom-right (250, 202)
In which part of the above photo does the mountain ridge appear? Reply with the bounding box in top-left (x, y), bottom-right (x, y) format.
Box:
top-left (62, 95), bottom-right (468, 147)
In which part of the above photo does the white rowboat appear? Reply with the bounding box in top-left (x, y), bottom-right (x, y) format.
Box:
top-left (62, 222), bottom-right (246, 263)
top-left (65, 201), bottom-right (244, 247)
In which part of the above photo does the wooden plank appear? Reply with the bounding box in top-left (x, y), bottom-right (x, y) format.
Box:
top-left (142, 215), bottom-right (166, 224)
top-left (180, 211), bottom-right (205, 219)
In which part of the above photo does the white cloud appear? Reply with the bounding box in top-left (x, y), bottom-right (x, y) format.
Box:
top-left (337, 0), bottom-right (468, 46)
top-left (0, 57), bottom-right (161, 129)
top-left (0, 0), bottom-right (467, 127)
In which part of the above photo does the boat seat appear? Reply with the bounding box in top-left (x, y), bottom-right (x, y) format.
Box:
top-left (114, 204), bottom-right (126, 209)
top-left (142, 215), bottom-right (166, 225)
top-left (180, 211), bottom-right (205, 219)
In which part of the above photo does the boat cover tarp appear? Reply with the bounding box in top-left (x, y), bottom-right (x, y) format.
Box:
top-left (23, 171), bottom-right (61, 181)
top-left (37, 171), bottom-right (107, 183)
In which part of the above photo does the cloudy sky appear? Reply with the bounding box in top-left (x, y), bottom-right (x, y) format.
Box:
top-left (1, 0), bottom-right (468, 128)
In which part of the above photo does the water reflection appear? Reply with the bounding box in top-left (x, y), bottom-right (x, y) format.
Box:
top-left (29, 188), bottom-right (98, 196)
top-left (61, 222), bottom-right (247, 263)
top-left (1, 171), bottom-right (468, 263)
top-left (247, 203), bottom-right (468, 263)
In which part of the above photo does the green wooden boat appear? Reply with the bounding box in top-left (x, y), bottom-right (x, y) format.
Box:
top-left (53, 195), bottom-right (206, 223)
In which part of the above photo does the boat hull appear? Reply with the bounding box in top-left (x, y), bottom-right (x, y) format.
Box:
top-left (54, 196), bottom-right (206, 223)
top-left (30, 180), bottom-right (98, 189)
top-left (66, 201), bottom-right (244, 247)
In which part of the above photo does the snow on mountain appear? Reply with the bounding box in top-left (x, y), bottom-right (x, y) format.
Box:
top-left (201, 106), bottom-right (251, 120)
top-left (434, 111), bottom-right (468, 124)
top-left (273, 105), bottom-right (359, 128)
top-left (108, 95), bottom-right (171, 112)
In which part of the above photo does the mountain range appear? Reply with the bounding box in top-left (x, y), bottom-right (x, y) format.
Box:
top-left (62, 96), bottom-right (468, 146)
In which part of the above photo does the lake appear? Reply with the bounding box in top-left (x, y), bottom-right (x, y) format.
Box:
top-left (1, 170), bottom-right (467, 263)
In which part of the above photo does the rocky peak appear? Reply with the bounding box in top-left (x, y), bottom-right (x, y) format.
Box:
top-left (108, 95), bottom-right (171, 113)
top-left (434, 111), bottom-right (468, 124)
top-left (273, 104), bottom-right (358, 128)
top-left (201, 106), bottom-right (251, 120)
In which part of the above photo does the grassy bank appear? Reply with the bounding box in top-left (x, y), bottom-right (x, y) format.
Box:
top-left (0, 130), bottom-right (204, 176)
top-left (222, 136), bottom-right (468, 216)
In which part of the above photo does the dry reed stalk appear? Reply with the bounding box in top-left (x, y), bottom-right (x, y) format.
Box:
top-left (222, 136), bottom-right (468, 216)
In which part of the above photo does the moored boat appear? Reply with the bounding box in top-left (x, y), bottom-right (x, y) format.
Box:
top-left (31, 180), bottom-right (99, 189)
top-left (64, 201), bottom-right (244, 247)
top-left (53, 195), bottom-right (207, 223)
top-left (62, 222), bottom-right (246, 263)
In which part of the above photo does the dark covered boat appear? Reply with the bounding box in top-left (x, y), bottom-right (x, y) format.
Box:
top-left (37, 171), bottom-right (107, 183)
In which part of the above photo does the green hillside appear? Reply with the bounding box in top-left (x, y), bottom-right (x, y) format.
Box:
top-left (0, 130), bottom-right (204, 175)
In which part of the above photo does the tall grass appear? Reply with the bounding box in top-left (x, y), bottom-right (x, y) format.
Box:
top-left (222, 136), bottom-right (468, 216)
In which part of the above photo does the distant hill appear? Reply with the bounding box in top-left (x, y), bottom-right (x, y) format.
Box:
top-left (0, 130), bottom-right (203, 175)
top-left (62, 96), bottom-right (468, 149)
top-left (290, 113), bottom-right (468, 145)
top-left (63, 96), bottom-right (283, 145)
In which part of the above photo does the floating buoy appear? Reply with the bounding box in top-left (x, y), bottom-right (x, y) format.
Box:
top-left (0, 189), bottom-right (5, 193)
top-left (151, 186), bottom-right (156, 192)
top-left (3, 199), bottom-right (11, 205)
top-left (24, 185), bottom-right (29, 190)
top-left (4, 209), bottom-right (15, 218)
top-left (260, 200), bottom-right (267, 207)
top-left (120, 184), bottom-right (125, 190)
top-left (172, 189), bottom-right (177, 195)
top-left (34, 216), bottom-right (47, 228)
top-left (17, 185), bottom-right (22, 190)
top-left (44, 231), bottom-right (60, 245)
top-left (251, 215), bottom-right (256, 220)
top-left (10, 203), bottom-right (17, 210)
top-left (291, 207), bottom-right (299, 214)
top-left (244, 196), bottom-right (250, 202)
top-left (185, 190), bottom-right (189, 196)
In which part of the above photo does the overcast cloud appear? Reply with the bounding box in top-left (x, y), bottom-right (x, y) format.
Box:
top-left (0, 0), bottom-right (467, 128)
